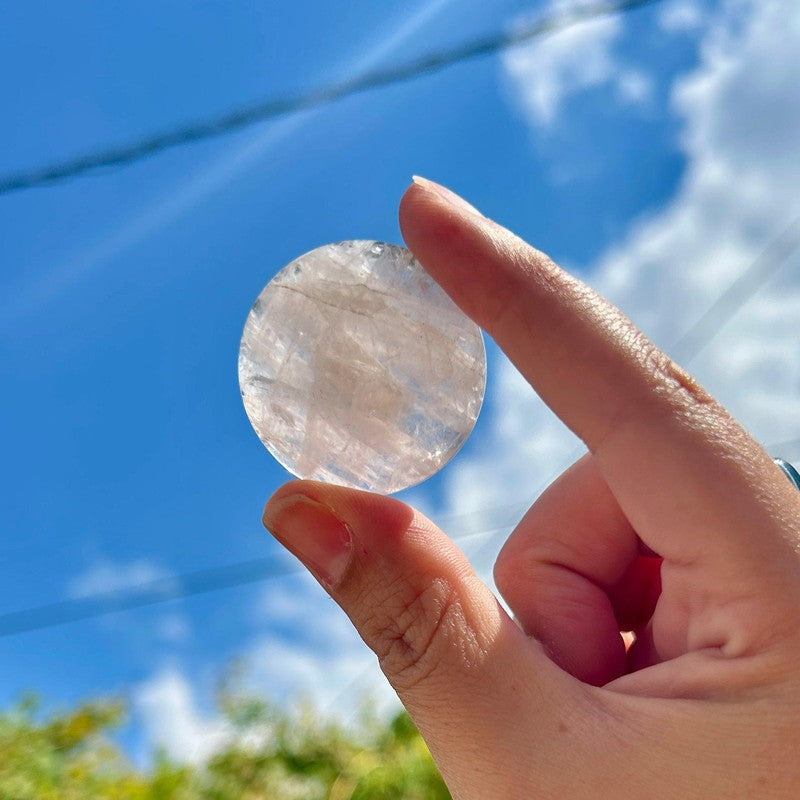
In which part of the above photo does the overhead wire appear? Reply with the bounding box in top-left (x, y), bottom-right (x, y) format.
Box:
top-left (670, 214), bottom-right (800, 362)
top-left (0, 556), bottom-right (291, 638)
top-left (2, 0), bottom-right (799, 638)
top-left (0, 0), bottom-right (664, 196)
top-left (0, 0), bottom-right (666, 637)
top-left (0, 519), bottom-right (523, 639)
top-left (2, 206), bottom-right (799, 638)
top-left (2, 213), bottom-right (798, 639)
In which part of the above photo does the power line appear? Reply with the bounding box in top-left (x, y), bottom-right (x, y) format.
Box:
top-left (1, 0), bottom-right (797, 638)
top-left (0, 556), bottom-right (291, 638)
top-left (0, 0), bottom-right (663, 196)
top-left (671, 213), bottom-right (800, 362)
top-left (3, 209), bottom-right (800, 638)
top-left (0, 519), bottom-right (523, 639)
top-left (3, 204), bottom-right (799, 638)
top-left (3, 423), bottom-right (797, 639)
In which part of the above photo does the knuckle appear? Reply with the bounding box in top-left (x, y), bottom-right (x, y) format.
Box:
top-left (641, 342), bottom-right (715, 410)
top-left (592, 336), bottom-right (721, 452)
top-left (592, 332), bottom-right (722, 455)
top-left (363, 576), bottom-right (469, 694)
top-left (495, 534), bottom-right (576, 609)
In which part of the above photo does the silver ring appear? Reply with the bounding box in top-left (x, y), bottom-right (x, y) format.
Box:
top-left (773, 458), bottom-right (800, 491)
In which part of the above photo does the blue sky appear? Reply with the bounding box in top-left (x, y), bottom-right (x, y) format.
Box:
top-left (2, 0), bottom-right (799, 763)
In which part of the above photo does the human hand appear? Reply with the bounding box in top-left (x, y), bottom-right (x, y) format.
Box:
top-left (262, 178), bottom-right (800, 799)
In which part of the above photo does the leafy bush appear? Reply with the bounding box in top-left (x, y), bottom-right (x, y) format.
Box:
top-left (0, 689), bottom-right (449, 799)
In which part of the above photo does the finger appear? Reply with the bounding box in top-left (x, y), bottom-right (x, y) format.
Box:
top-left (495, 455), bottom-right (661, 685)
top-left (262, 480), bottom-right (588, 796)
top-left (400, 179), bottom-right (800, 615)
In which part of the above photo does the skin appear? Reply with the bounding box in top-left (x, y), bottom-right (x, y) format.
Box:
top-left (262, 178), bottom-right (800, 799)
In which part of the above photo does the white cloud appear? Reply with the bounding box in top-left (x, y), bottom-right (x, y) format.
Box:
top-left (134, 579), bottom-right (397, 765)
top-left (134, 667), bottom-right (230, 764)
top-left (502, 0), bottom-right (651, 127)
top-left (253, 575), bottom-right (398, 722)
top-left (452, 0), bottom-right (800, 560)
top-left (248, 637), bottom-right (383, 714)
top-left (66, 558), bottom-right (177, 599)
top-left (658, 0), bottom-right (705, 32)
top-left (598, 0), bottom-right (800, 440)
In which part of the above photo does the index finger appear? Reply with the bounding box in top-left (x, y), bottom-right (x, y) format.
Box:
top-left (399, 178), bottom-right (800, 583)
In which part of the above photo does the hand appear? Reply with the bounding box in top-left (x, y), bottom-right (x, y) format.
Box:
top-left (262, 178), bottom-right (800, 799)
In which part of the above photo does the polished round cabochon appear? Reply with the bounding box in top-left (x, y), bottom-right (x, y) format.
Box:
top-left (238, 240), bottom-right (486, 494)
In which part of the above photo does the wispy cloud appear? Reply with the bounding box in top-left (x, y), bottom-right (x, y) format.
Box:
top-left (66, 557), bottom-right (177, 599)
top-left (253, 575), bottom-right (397, 720)
top-left (503, 0), bottom-right (652, 128)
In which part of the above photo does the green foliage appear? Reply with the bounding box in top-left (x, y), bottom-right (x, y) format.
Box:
top-left (0, 688), bottom-right (450, 799)
top-left (0, 694), bottom-right (152, 800)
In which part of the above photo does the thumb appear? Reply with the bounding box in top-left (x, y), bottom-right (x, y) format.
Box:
top-left (263, 480), bottom-right (584, 796)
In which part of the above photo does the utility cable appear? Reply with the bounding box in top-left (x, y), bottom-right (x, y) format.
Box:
top-left (2, 208), bottom-right (799, 638)
top-left (2, 213), bottom-right (798, 638)
top-left (0, 556), bottom-right (291, 638)
top-left (671, 213), bottom-right (800, 362)
top-left (0, 516), bottom-right (526, 639)
top-left (2, 1), bottom-right (799, 637)
top-left (0, 0), bottom-right (663, 196)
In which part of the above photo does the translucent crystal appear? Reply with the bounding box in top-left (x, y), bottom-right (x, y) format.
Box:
top-left (238, 240), bottom-right (486, 494)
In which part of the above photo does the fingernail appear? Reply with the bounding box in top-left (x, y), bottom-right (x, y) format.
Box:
top-left (411, 175), bottom-right (483, 217)
top-left (263, 495), bottom-right (353, 587)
